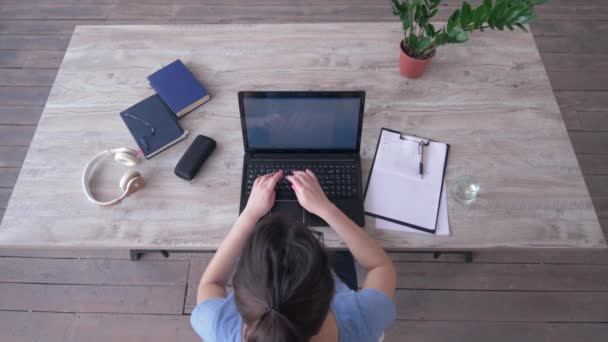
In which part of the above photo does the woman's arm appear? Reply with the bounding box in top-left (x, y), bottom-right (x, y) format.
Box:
top-left (286, 170), bottom-right (397, 298)
top-left (196, 170), bottom-right (283, 304)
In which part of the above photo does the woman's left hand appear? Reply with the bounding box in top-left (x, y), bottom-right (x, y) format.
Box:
top-left (242, 170), bottom-right (283, 221)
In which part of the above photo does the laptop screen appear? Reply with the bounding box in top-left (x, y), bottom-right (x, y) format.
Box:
top-left (240, 92), bottom-right (364, 151)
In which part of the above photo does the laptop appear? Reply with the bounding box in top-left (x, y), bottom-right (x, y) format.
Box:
top-left (238, 91), bottom-right (366, 227)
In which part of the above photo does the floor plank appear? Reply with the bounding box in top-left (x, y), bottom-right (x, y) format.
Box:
top-left (0, 188), bottom-right (11, 209)
top-left (0, 283), bottom-right (185, 314)
top-left (0, 87), bottom-right (51, 106)
top-left (540, 53), bottom-right (608, 72)
top-left (0, 311), bottom-right (75, 342)
top-left (569, 132), bottom-right (608, 154)
top-left (0, 19), bottom-right (102, 35)
top-left (593, 197), bottom-right (608, 217)
top-left (385, 321), bottom-right (608, 342)
top-left (548, 72), bottom-right (608, 91)
top-left (579, 154), bottom-right (608, 175)
top-left (0, 168), bottom-right (18, 187)
top-left (0, 146), bottom-right (27, 167)
top-left (0, 247), bottom-right (194, 260)
top-left (394, 290), bottom-right (608, 321)
top-left (577, 111), bottom-right (608, 131)
top-left (393, 262), bottom-right (608, 291)
top-left (0, 50), bottom-right (65, 69)
top-left (0, 34), bottom-right (71, 50)
top-left (0, 69), bottom-right (57, 87)
top-left (0, 125), bottom-right (36, 146)
top-left (556, 91), bottom-right (608, 113)
top-left (68, 313), bottom-right (200, 342)
top-left (0, 106), bottom-right (45, 125)
top-left (587, 175), bottom-right (608, 197)
top-left (0, 257), bottom-right (189, 285)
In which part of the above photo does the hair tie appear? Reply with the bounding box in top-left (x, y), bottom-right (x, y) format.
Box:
top-left (265, 304), bottom-right (276, 313)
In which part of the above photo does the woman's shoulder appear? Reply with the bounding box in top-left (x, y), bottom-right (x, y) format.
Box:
top-left (190, 293), bottom-right (242, 342)
top-left (332, 288), bottom-right (397, 342)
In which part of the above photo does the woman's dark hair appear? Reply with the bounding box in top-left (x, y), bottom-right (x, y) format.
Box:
top-left (233, 214), bottom-right (335, 342)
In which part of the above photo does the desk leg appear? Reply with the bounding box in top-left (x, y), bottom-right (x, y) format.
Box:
top-left (464, 251), bottom-right (474, 263)
top-left (130, 250), bottom-right (141, 261)
top-left (432, 251), bottom-right (473, 263)
top-left (129, 249), bottom-right (171, 261)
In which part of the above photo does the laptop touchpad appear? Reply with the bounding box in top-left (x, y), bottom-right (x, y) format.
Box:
top-left (271, 201), bottom-right (304, 223)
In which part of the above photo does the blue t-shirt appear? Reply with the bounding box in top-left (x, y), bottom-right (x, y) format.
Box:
top-left (190, 277), bottom-right (396, 342)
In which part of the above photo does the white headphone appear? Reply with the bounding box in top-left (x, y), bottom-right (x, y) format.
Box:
top-left (82, 147), bottom-right (145, 207)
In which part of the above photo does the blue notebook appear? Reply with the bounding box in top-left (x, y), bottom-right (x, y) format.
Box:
top-left (120, 94), bottom-right (188, 159)
top-left (147, 59), bottom-right (210, 118)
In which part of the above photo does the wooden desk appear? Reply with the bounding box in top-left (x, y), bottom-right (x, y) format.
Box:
top-left (0, 23), bottom-right (604, 251)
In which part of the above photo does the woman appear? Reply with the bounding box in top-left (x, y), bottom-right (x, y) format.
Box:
top-left (191, 169), bottom-right (397, 342)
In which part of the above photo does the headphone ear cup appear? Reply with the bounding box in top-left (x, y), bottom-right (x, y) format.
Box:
top-left (115, 151), bottom-right (138, 167)
top-left (119, 170), bottom-right (143, 193)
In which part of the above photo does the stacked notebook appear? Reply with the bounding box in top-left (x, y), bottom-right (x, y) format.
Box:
top-left (120, 59), bottom-right (210, 159)
top-left (364, 128), bottom-right (450, 235)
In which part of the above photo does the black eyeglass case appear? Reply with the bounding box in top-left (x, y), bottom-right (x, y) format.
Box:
top-left (174, 135), bottom-right (216, 181)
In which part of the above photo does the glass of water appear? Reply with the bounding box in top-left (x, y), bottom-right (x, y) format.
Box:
top-left (451, 175), bottom-right (480, 204)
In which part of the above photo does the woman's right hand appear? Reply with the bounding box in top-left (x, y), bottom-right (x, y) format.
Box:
top-left (285, 169), bottom-right (334, 217)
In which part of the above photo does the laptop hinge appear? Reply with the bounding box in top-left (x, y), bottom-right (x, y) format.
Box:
top-left (248, 152), bottom-right (358, 160)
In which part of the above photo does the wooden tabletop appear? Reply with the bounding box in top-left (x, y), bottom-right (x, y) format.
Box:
top-left (0, 23), bottom-right (604, 250)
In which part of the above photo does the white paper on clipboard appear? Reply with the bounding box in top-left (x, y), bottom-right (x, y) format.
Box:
top-left (364, 129), bottom-right (449, 233)
top-left (375, 184), bottom-right (450, 235)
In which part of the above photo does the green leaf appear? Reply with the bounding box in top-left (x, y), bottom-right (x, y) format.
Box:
top-left (408, 32), bottom-right (420, 50)
top-left (391, 0), bottom-right (401, 16)
top-left (473, 3), bottom-right (491, 28)
top-left (515, 23), bottom-right (528, 32)
top-left (447, 9), bottom-right (461, 31)
top-left (418, 37), bottom-right (434, 52)
top-left (425, 23), bottom-right (436, 37)
top-left (457, 30), bottom-right (469, 42)
top-left (461, 2), bottom-right (473, 28)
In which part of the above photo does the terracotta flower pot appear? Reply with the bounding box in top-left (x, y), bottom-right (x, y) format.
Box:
top-left (399, 40), bottom-right (434, 79)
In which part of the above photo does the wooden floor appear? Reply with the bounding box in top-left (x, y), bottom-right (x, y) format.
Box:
top-left (1, 1), bottom-right (608, 341)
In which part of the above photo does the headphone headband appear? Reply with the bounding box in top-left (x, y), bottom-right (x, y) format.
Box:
top-left (82, 148), bottom-right (143, 207)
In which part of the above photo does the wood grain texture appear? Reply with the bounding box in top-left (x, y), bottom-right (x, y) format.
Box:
top-left (577, 111), bottom-right (608, 131)
top-left (0, 34), bottom-right (71, 50)
top-left (0, 69), bottom-right (57, 87)
top-left (392, 262), bottom-right (608, 291)
top-left (0, 50), bottom-right (65, 69)
top-left (0, 125), bottom-right (36, 146)
top-left (0, 311), bottom-right (75, 342)
top-left (0, 189), bottom-right (11, 208)
top-left (0, 146), bottom-right (27, 167)
top-left (594, 197), bottom-right (608, 217)
top-left (394, 290), bottom-right (608, 321)
top-left (569, 132), bottom-right (608, 154)
top-left (0, 23), bottom-right (602, 250)
top-left (0, 106), bottom-right (44, 125)
top-left (385, 321), bottom-right (608, 342)
top-left (579, 154), bottom-right (608, 175)
top-left (0, 87), bottom-right (51, 106)
top-left (0, 168), bottom-right (19, 187)
top-left (0, 283), bottom-right (185, 313)
top-left (67, 313), bottom-right (200, 342)
top-left (0, 257), bottom-right (189, 285)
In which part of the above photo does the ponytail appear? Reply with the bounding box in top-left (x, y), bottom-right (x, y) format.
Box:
top-left (244, 309), bottom-right (303, 342)
top-left (233, 215), bottom-right (335, 342)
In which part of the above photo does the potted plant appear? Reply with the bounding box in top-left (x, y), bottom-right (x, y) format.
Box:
top-left (391, 0), bottom-right (547, 78)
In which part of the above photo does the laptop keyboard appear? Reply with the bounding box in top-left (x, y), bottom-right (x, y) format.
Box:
top-left (246, 161), bottom-right (359, 200)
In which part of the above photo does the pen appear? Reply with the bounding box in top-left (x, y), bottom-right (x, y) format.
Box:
top-left (418, 140), bottom-right (424, 179)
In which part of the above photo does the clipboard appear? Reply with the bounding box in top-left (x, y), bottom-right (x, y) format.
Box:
top-left (363, 128), bottom-right (450, 233)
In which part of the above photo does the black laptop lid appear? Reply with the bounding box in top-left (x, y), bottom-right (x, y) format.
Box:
top-left (239, 91), bottom-right (365, 153)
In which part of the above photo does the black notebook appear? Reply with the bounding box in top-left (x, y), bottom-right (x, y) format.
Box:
top-left (120, 94), bottom-right (188, 159)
